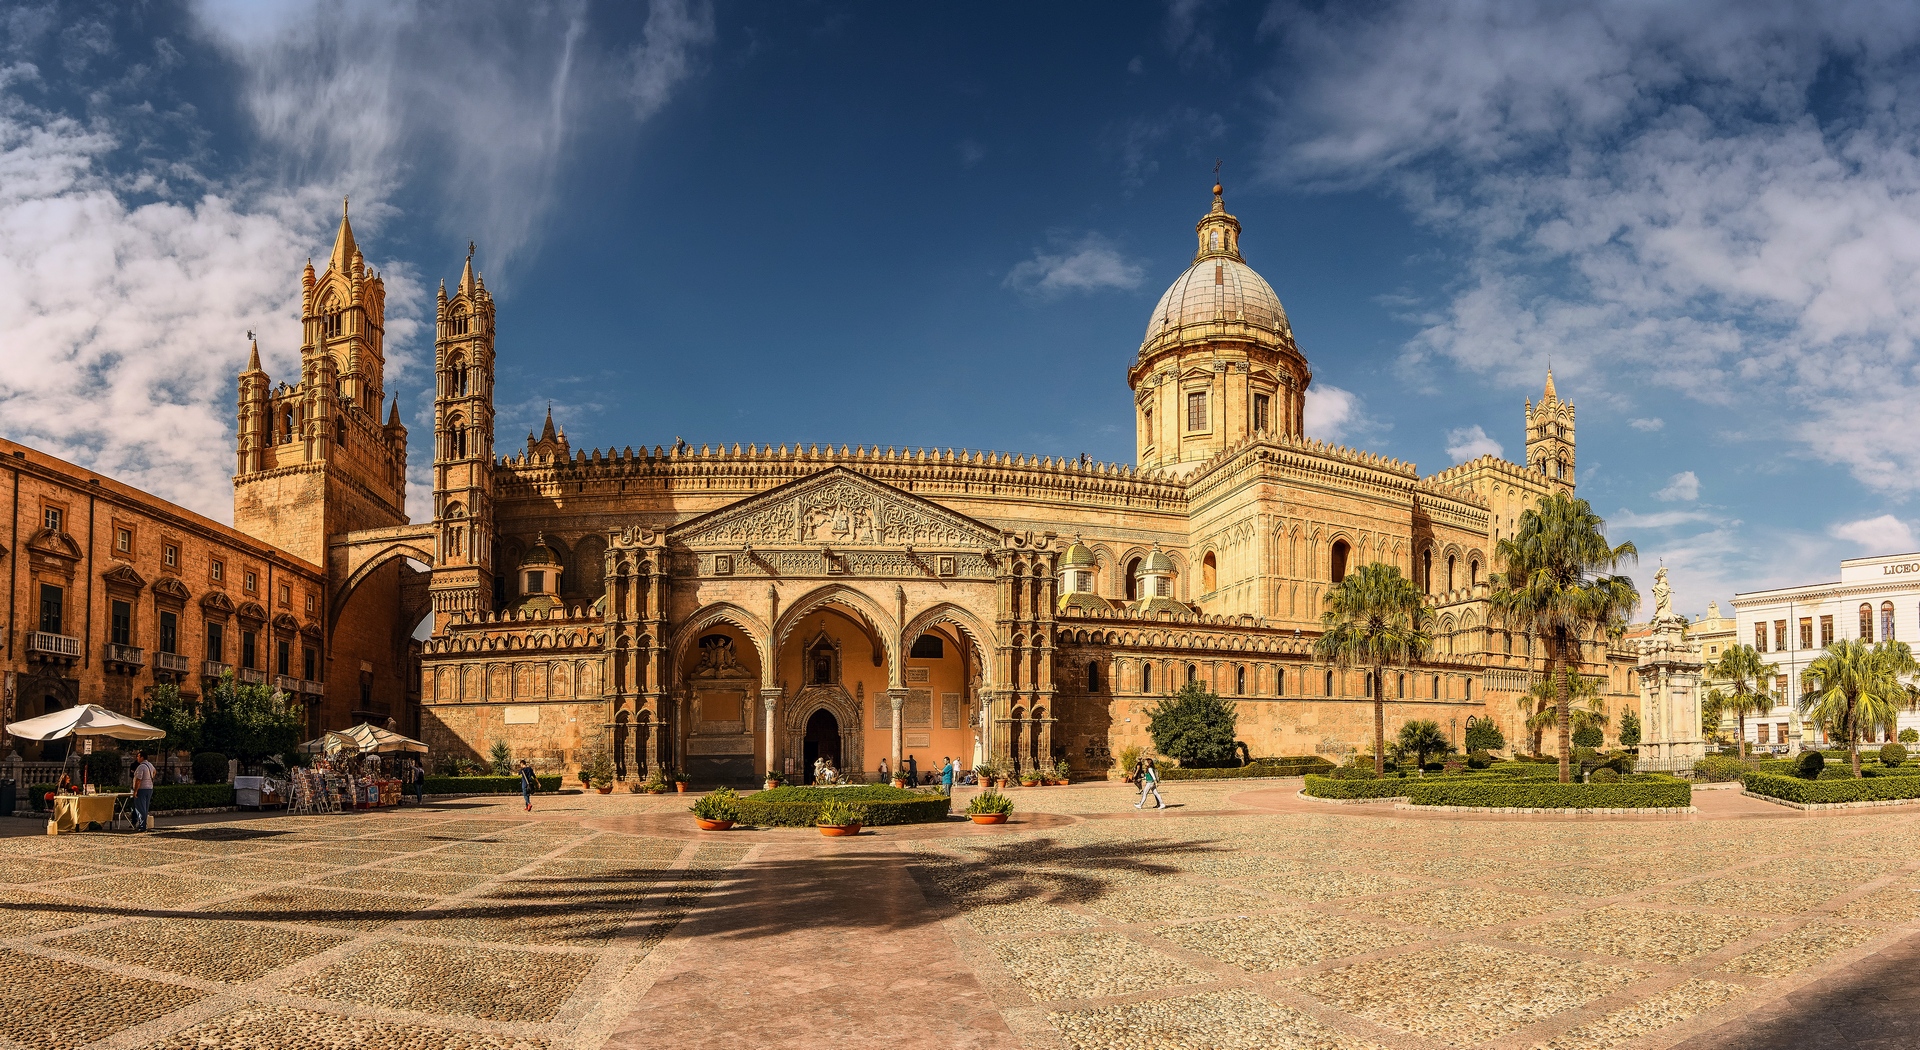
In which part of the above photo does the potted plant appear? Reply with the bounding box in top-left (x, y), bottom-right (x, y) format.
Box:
top-left (966, 790), bottom-right (1014, 825)
top-left (577, 767), bottom-right (592, 792)
top-left (763, 770), bottom-right (783, 791)
top-left (1053, 758), bottom-right (1072, 785)
top-left (890, 767), bottom-right (908, 788)
top-left (587, 751), bottom-right (616, 794)
top-left (973, 760), bottom-right (999, 788)
top-left (673, 770), bottom-right (691, 793)
top-left (644, 771), bottom-right (669, 794)
top-left (815, 797), bottom-right (863, 837)
top-left (690, 787), bottom-right (740, 831)
top-left (1018, 769), bottom-right (1040, 788)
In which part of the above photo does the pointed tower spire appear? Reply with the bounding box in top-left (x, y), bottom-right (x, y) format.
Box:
top-left (244, 332), bottom-right (263, 374)
top-left (459, 240), bottom-right (477, 295)
top-left (328, 196), bottom-right (358, 275)
top-left (1543, 366), bottom-right (1557, 401)
top-left (540, 402), bottom-right (558, 443)
top-left (388, 395), bottom-right (402, 427)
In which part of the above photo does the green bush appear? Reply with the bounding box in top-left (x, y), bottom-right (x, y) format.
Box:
top-left (1406, 779), bottom-right (1690, 809)
top-left (966, 790), bottom-right (1014, 816)
top-left (1590, 767), bottom-right (1620, 783)
top-left (192, 752), bottom-right (229, 785)
top-left (1572, 724), bottom-right (1604, 749)
top-left (1881, 742), bottom-right (1908, 768)
top-left (1797, 750), bottom-right (1826, 779)
top-left (1302, 775), bottom-right (1411, 799)
top-left (690, 787), bottom-right (740, 822)
top-left (1903, 728), bottom-right (1919, 744)
top-left (1693, 755), bottom-right (1749, 782)
top-left (1618, 708), bottom-right (1642, 748)
top-left (152, 783), bottom-right (235, 810)
top-left (489, 740), bottom-right (514, 777)
top-left (422, 775), bottom-right (562, 794)
top-left (1161, 757), bottom-right (1333, 780)
top-left (1145, 683), bottom-right (1240, 767)
top-left (734, 785), bottom-right (950, 827)
top-left (1323, 766), bottom-right (1381, 781)
top-left (1464, 718), bottom-right (1506, 753)
top-left (1743, 771), bottom-right (1920, 805)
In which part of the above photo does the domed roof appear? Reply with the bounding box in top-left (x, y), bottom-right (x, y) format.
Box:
top-left (1059, 591), bottom-right (1113, 615)
top-left (521, 534), bottom-right (560, 568)
top-left (1142, 547), bottom-right (1176, 574)
top-left (1061, 539), bottom-right (1097, 569)
top-left (1137, 185), bottom-right (1294, 362)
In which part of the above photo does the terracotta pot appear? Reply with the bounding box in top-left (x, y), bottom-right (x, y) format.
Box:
top-left (764, 781), bottom-right (780, 791)
top-left (596, 786), bottom-right (613, 794)
top-left (891, 779), bottom-right (907, 789)
top-left (694, 818), bottom-right (734, 831)
top-left (969, 813), bottom-right (1008, 825)
top-left (675, 783), bottom-right (689, 793)
top-left (817, 823), bottom-right (862, 837)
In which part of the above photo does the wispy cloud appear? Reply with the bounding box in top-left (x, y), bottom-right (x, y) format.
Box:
top-left (1830, 514), bottom-right (1917, 554)
top-left (1443, 423), bottom-right (1502, 462)
top-left (1304, 383), bottom-right (1384, 448)
top-left (1628, 417), bottom-right (1664, 432)
top-left (1656, 470), bottom-right (1700, 502)
top-left (1005, 233), bottom-right (1145, 297)
top-left (1612, 508), bottom-right (1718, 530)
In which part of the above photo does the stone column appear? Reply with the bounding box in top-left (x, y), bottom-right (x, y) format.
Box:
top-left (761, 688), bottom-right (782, 780)
top-left (1636, 614), bottom-right (1705, 772)
top-left (888, 688), bottom-right (908, 771)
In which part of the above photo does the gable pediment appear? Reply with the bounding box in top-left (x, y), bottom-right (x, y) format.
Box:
top-left (201, 591), bottom-right (235, 616)
top-left (102, 564), bottom-right (147, 591)
top-left (671, 467), bottom-right (998, 550)
top-left (27, 528), bottom-right (82, 562)
top-left (153, 577), bottom-right (191, 602)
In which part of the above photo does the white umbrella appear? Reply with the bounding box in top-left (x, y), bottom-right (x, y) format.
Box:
top-left (6, 704), bottom-right (165, 742)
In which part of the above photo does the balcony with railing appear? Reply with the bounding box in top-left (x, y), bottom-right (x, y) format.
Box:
top-left (105, 643), bottom-right (145, 670)
top-left (272, 674), bottom-right (302, 694)
top-left (300, 679), bottom-right (325, 697)
top-left (237, 667), bottom-right (267, 685)
top-left (153, 651), bottom-right (192, 676)
top-left (26, 631), bottom-right (82, 663)
top-left (203, 660), bottom-right (233, 679)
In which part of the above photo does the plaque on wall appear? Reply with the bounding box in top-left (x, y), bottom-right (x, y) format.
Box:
top-left (874, 696), bottom-right (892, 729)
top-left (905, 690), bottom-right (932, 727)
top-left (504, 705), bottom-right (539, 725)
top-left (941, 692), bottom-right (960, 729)
top-left (905, 732), bottom-right (931, 748)
top-left (905, 667), bottom-right (931, 684)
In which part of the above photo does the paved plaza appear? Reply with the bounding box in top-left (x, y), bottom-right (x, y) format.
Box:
top-left (2, 782), bottom-right (1917, 1049)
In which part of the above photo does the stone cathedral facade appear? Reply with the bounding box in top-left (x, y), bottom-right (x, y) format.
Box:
top-left (238, 188), bottom-right (1639, 781)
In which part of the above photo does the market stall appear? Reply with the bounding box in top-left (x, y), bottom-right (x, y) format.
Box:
top-left (296, 724), bottom-right (428, 812)
top-left (5, 704), bottom-right (165, 834)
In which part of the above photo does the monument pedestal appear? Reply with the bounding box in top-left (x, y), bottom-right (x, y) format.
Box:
top-left (1636, 614), bottom-right (1706, 772)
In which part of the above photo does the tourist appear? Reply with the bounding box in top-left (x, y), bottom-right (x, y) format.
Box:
top-left (518, 759), bottom-right (537, 812)
top-left (409, 758), bottom-right (426, 805)
top-left (940, 757), bottom-right (954, 795)
top-left (904, 754), bottom-right (918, 786)
top-left (130, 750), bottom-right (156, 831)
top-left (877, 757), bottom-right (890, 782)
top-left (1134, 756), bottom-right (1165, 810)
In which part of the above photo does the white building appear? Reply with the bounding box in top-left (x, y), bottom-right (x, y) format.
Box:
top-left (1728, 552), bottom-right (1920, 751)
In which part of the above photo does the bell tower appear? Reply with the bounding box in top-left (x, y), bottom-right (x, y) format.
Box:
top-left (428, 245), bottom-right (497, 631)
top-left (234, 199), bottom-right (408, 565)
top-left (1525, 368), bottom-right (1576, 491)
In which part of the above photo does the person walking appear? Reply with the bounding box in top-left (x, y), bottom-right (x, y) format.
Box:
top-left (130, 750), bottom-right (156, 831)
top-left (409, 758), bottom-right (426, 805)
top-left (518, 759), bottom-right (537, 812)
top-left (939, 757), bottom-right (955, 795)
top-left (1134, 755), bottom-right (1165, 810)
top-left (904, 753), bottom-right (918, 787)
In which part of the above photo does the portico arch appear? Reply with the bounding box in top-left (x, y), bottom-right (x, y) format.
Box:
top-left (773, 584), bottom-right (902, 686)
top-left (669, 603), bottom-right (774, 689)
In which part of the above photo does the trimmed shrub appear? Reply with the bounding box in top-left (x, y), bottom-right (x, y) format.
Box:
top-left (192, 752), bottom-right (229, 785)
top-left (422, 775), bottom-right (562, 795)
top-left (1323, 766), bottom-right (1380, 781)
top-left (1881, 742), bottom-right (1908, 768)
top-left (734, 785), bottom-right (950, 827)
top-left (1464, 718), bottom-right (1506, 753)
top-left (1744, 771), bottom-right (1920, 805)
top-left (1466, 750), bottom-right (1492, 769)
top-left (1302, 775), bottom-right (1410, 800)
top-left (1797, 750), bottom-right (1826, 779)
top-left (1693, 755), bottom-right (1749, 782)
top-left (1161, 757), bottom-right (1333, 780)
top-left (1405, 779), bottom-right (1690, 809)
top-left (1572, 725), bottom-right (1604, 749)
top-left (1146, 684), bottom-right (1240, 767)
top-left (1903, 728), bottom-right (1919, 745)
top-left (152, 783), bottom-right (235, 810)
top-left (1590, 767), bottom-right (1620, 783)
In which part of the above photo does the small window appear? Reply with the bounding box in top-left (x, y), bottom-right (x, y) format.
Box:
top-left (305, 594), bottom-right (315, 614)
top-left (1142, 408), bottom-right (1152, 445)
top-left (1187, 664), bottom-right (1197, 685)
top-left (43, 507), bottom-right (62, 531)
top-left (110, 600), bottom-right (132, 646)
top-left (159, 611), bottom-right (178, 654)
top-left (245, 571), bottom-right (257, 592)
top-left (1187, 391), bottom-right (1208, 431)
top-left (1398, 673), bottom-right (1406, 698)
top-left (1861, 604), bottom-right (1874, 641)
top-left (163, 544), bottom-right (178, 568)
top-left (1883, 601), bottom-right (1897, 641)
top-left (211, 559), bottom-right (224, 582)
top-left (1799, 618), bottom-right (1813, 650)
top-left (910, 635), bottom-right (944, 660)
top-left (303, 647), bottom-right (317, 680)
top-left (1236, 666), bottom-right (1246, 694)
top-left (277, 640), bottom-right (291, 677)
top-left (116, 527), bottom-right (132, 553)
top-left (206, 622), bottom-right (225, 662)
top-left (278, 583), bottom-right (291, 607)
top-left (1154, 576), bottom-right (1170, 597)
top-left (1253, 393), bottom-right (1270, 433)
top-left (1774, 620), bottom-right (1786, 651)
top-left (1325, 669), bottom-right (1335, 695)
top-left (1755, 623), bottom-right (1768, 652)
top-left (1076, 571), bottom-right (1092, 592)
top-left (1142, 662), bottom-right (1153, 692)
top-left (527, 570), bottom-right (545, 593)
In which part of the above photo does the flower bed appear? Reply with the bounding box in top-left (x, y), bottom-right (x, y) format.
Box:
top-left (734, 785), bottom-right (951, 827)
top-left (1404, 779), bottom-right (1690, 809)
top-left (1161, 757), bottom-right (1334, 780)
top-left (422, 775), bottom-right (562, 795)
top-left (1742, 771), bottom-right (1920, 805)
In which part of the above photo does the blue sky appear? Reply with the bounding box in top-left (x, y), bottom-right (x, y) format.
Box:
top-left (6, 1), bottom-right (1920, 618)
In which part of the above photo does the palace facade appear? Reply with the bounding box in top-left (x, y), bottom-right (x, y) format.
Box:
top-left (4, 186), bottom-right (1644, 780)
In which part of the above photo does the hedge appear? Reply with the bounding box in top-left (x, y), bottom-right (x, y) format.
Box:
top-left (423, 775), bottom-right (562, 795)
top-left (1163, 757), bottom-right (1334, 780)
top-left (734, 785), bottom-right (951, 826)
top-left (1405, 779), bottom-right (1691, 809)
top-left (25, 783), bottom-right (235, 812)
top-left (1742, 771), bottom-right (1920, 805)
top-left (1302, 776), bottom-right (1413, 800)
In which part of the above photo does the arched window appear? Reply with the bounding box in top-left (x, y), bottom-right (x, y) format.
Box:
top-left (1324, 669), bottom-right (1334, 695)
top-left (1397, 673), bottom-right (1406, 698)
top-left (281, 407), bottom-right (295, 443)
top-left (1883, 602), bottom-right (1896, 641)
top-left (452, 308), bottom-right (470, 336)
top-left (1186, 664), bottom-right (1197, 685)
top-left (1330, 540), bottom-right (1350, 584)
top-left (1465, 679), bottom-right (1473, 702)
top-left (1422, 549), bottom-right (1432, 592)
top-left (335, 418), bottom-right (347, 448)
top-left (446, 353), bottom-right (466, 396)
top-left (447, 414), bottom-right (466, 460)
top-left (1202, 552), bottom-right (1218, 594)
top-left (1141, 662), bottom-right (1153, 692)
top-left (1433, 674), bottom-right (1442, 699)
top-left (1088, 661), bottom-right (1101, 692)
top-left (1124, 558), bottom-right (1141, 601)
top-left (1861, 604), bottom-right (1875, 641)
top-left (1236, 666), bottom-right (1246, 694)
top-left (1446, 555), bottom-right (1456, 591)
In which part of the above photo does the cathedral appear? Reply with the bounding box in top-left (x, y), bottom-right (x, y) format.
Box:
top-left (229, 186), bottom-right (1636, 781)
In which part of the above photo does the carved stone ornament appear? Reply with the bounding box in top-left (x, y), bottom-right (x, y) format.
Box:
top-left (671, 466), bottom-right (998, 551)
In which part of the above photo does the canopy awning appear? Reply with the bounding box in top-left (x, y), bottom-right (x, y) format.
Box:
top-left (6, 704), bottom-right (166, 742)
top-left (301, 722), bottom-right (428, 755)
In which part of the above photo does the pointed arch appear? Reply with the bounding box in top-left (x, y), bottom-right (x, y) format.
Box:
top-left (670, 603), bottom-right (774, 689)
top-left (773, 584), bottom-right (902, 685)
top-left (903, 601), bottom-right (997, 689)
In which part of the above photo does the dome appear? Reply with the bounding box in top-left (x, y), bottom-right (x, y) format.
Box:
top-left (1141, 256), bottom-right (1291, 349)
top-left (1059, 591), bottom-right (1113, 615)
top-left (521, 534), bottom-right (560, 568)
top-left (1061, 539), bottom-right (1097, 569)
top-left (1142, 548), bottom-right (1176, 574)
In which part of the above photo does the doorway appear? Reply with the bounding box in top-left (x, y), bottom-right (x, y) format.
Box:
top-left (802, 708), bottom-right (841, 783)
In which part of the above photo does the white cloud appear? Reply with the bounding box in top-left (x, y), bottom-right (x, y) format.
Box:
top-left (1005, 234), bottom-right (1145, 296)
top-left (626, 0), bottom-right (716, 122)
top-left (1628, 417), bottom-right (1664, 431)
top-left (1830, 514), bottom-right (1917, 554)
top-left (1655, 470), bottom-right (1700, 501)
top-left (1261, 1), bottom-right (1920, 494)
top-left (1303, 383), bottom-right (1380, 447)
top-left (1443, 423), bottom-right (1502, 462)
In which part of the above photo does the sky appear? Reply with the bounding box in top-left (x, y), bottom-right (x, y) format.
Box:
top-left (5, 0), bottom-right (1920, 620)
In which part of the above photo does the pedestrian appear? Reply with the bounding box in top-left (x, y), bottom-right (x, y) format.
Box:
top-left (877, 757), bottom-right (890, 782)
top-left (1134, 755), bottom-right (1165, 810)
top-left (940, 756), bottom-right (954, 795)
top-left (410, 758), bottom-right (426, 805)
top-left (130, 750), bottom-right (156, 831)
top-left (518, 759), bottom-right (537, 812)
top-left (904, 753), bottom-right (918, 786)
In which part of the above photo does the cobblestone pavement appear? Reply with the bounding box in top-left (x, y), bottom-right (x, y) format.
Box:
top-left (9, 782), bottom-right (1920, 1049)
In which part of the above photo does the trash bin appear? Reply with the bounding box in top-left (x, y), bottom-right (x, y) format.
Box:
top-left (0, 780), bottom-right (15, 816)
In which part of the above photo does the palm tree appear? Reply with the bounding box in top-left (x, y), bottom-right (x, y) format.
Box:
top-left (1315, 562), bottom-right (1433, 775)
top-left (1701, 688), bottom-right (1728, 745)
top-left (1514, 687), bottom-right (1551, 754)
top-left (1802, 639), bottom-right (1920, 775)
top-left (1708, 643), bottom-right (1777, 760)
top-left (1523, 669), bottom-right (1608, 743)
top-left (1489, 493), bottom-right (1638, 783)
